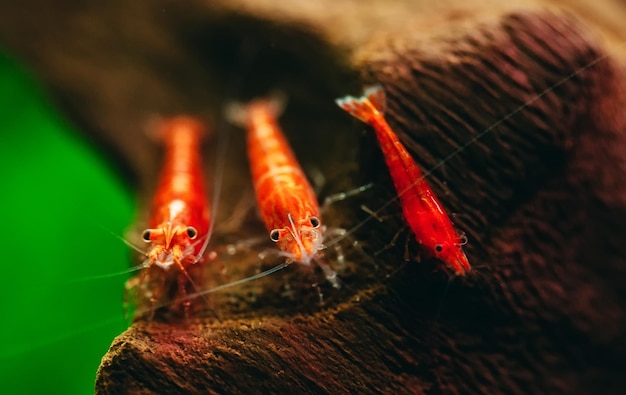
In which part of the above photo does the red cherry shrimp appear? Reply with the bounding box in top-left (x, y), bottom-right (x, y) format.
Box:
top-left (335, 85), bottom-right (470, 276)
top-left (124, 116), bottom-right (212, 318)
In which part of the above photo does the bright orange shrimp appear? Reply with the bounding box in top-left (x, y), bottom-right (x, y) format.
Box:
top-left (126, 116), bottom-right (211, 314)
top-left (227, 97), bottom-right (330, 277)
top-left (336, 85), bottom-right (470, 276)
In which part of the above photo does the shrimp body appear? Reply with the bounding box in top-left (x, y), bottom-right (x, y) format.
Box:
top-left (235, 99), bottom-right (322, 265)
top-left (336, 86), bottom-right (470, 275)
top-left (142, 116), bottom-right (210, 270)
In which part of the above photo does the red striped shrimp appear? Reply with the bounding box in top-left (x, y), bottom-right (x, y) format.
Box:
top-left (227, 96), bottom-right (339, 287)
top-left (125, 116), bottom-right (212, 316)
top-left (336, 85), bottom-right (470, 276)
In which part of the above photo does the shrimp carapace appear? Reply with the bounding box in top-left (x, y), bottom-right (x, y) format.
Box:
top-left (336, 85), bottom-right (470, 276)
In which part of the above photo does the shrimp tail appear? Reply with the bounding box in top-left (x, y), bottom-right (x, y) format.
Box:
top-left (225, 91), bottom-right (287, 128)
top-left (145, 115), bottom-right (207, 143)
top-left (335, 84), bottom-right (386, 123)
top-left (363, 84), bottom-right (387, 113)
top-left (223, 101), bottom-right (248, 128)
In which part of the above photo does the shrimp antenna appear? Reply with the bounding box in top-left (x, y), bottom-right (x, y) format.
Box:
top-left (200, 38), bottom-right (258, 259)
top-left (94, 222), bottom-right (147, 255)
top-left (0, 314), bottom-right (128, 359)
top-left (200, 116), bottom-right (229, 258)
top-left (196, 261), bottom-right (290, 298)
top-left (64, 261), bottom-right (151, 284)
top-left (140, 262), bottom-right (291, 315)
top-left (117, 234), bottom-right (148, 255)
top-left (64, 222), bottom-right (150, 284)
top-left (189, 232), bottom-right (211, 259)
top-left (287, 213), bottom-right (309, 263)
top-left (172, 257), bottom-right (212, 310)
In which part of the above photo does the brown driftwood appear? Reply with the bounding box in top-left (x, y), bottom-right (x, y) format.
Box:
top-left (2, 1), bottom-right (626, 394)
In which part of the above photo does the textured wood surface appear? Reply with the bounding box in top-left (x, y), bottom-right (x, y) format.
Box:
top-left (1, 1), bottom-right (626, 394)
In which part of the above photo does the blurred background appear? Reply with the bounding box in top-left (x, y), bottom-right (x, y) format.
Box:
top-left (0, 51), bottom-right (133, 394)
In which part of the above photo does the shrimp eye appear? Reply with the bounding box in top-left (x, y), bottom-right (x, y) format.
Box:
top-left (434, 244), bottom-right (443, 253)
top-left (186, 226), bottom-right (198, 239)
top-left (269, 229), bottom-right (281, 242)
top-left (141, 229), bottom-right (152, 243)
top-left (309, 216), bottom-right (321, 228)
